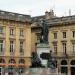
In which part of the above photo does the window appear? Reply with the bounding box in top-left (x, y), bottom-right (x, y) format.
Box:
top-left (19, 67), bottom-right (24, 74)
top-left (37, 33), bottom-right (41, 43)
top-left (9, 59), bottom-right (15, 63)
top-left (20, 29), bottom-right (24, 36)
top-left (72, 42), bottom-right (75, 53)
top-left (73, 31), bottom-right (75, 38)
top-left (10, 41), bottom-right (14, 53)
top-left (8, 67), bottom-right (14, 75)
top-left (63, 32), bottom-right (66, 38)
top-left (10, 29), bottom-right (14, 35)
top-left (20, 41), bottom-right (24, 53)
top-left (54, 33), bottom-right (57, 39)
top-left (0, 40), bottom-right (3, 53)
top-left (0, 58), bottom-right (5, 63)
top-left (53, 42), bottom-right (57, 54)
top-left (62, 43), bottom-right (66, 54)
top-left (0, 27), bottom-right (3, 34)
top-left (19, 59), bottom-right (25, 64)
top-left (40, 53), bottom-right (50, 59)
top-left (0, 67), bottom-right (2, 75)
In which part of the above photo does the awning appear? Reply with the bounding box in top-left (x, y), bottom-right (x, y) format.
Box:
top-left (0, 63), bottom-right (7, 67)
top-left (8, 64), bottom-right (17, 67)
top-left (18, 64), bottom-right (26, 67)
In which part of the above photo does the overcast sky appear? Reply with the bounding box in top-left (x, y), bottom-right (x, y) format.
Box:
top-left (0, 0), bottom-right (75, 17)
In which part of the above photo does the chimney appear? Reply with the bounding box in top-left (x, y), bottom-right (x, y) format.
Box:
top-left (69, 9), bottom-right (71, 16)
top-left (45, 9), bottom-right (54, 19)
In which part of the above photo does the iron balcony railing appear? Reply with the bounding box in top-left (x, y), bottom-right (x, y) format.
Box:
top-left (0, 48), bottom-right (5, 56)
top-left (0, 33), bottom-right (5, 38)
top-left (52, 52), bottom-right (75, 58)
top-left (10, 51), bottom-right (15, 56)
top-left (20, 51), bottom-right (24, 57)
top-left (0, 51), bottom-right (4, 56)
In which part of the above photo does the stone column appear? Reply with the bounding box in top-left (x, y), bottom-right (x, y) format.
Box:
top-left (68, 60), bottom-right (71, 75)
top-left (68, 67), bottom-right (71, 75)
top-left (57, 60), bottom-right (61, 74)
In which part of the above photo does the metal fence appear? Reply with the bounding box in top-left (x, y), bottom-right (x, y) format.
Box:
top-left (25, 68), bottom-right (59, 75)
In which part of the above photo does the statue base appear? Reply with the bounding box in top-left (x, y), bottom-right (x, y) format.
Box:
top-left (36, 43), bottom-right (50, 67)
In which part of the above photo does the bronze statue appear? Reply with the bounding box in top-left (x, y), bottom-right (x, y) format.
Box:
top-left (30, 52), bottom-right (45, 68)
top-left (40, 20), bottom-right (48, 43)
top-left (47, 51), bottom-right (56, 69)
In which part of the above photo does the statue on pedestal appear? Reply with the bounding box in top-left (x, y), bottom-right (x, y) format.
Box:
top-left (30, 20), bottom-right (56, 68)
top-left (30, 52), bottom-right (44, 68)
top-left (40, 20), bottom-right (49, 43)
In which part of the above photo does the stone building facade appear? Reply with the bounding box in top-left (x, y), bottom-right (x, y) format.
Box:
top-left (0, 9), bottom-right (75, 75)
top-left (31, 10), bottom-right (75, 75)
top-left (0, 10), bottom-right (31, 75)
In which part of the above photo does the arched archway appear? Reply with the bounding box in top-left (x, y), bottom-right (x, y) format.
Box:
top-left (0, 58), bottom-right (5, 63)
top-left (0, 58), bottom-right (6, 67)
top-left (71, 60), bottom-right (75, 75)
top-left (19, 59), bottom-right (25, 64)
top-left (61, 60), bottom-right (67, 65)
top-left (0, 58), bottom-right (6, 75)
top-left (61, 60), bottom-right (68, 75)
top-left (71, 60), bottom-right (75, 65)
top-left (9, 59), bottom-right (16, 64)
top-left (18, 59), bottom-right (25, 74)
top-left (8, 59), bottom-right (16, 75)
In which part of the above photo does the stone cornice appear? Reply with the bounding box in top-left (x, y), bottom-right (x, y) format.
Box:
top-left (32, 15), bottom-right (75, 28)
top-left (0, 10), bottom-right (31, 23)
top-left (47, 15), bottom-right (75, 27)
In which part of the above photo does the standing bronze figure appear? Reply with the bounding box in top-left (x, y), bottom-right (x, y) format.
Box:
top-left (47, 51), bottom-right (56, 69)
top-left (40, 20), bottom-right (49, 43)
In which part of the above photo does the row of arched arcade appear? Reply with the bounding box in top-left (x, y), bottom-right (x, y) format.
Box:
top-left (0, 58), bottom-right (26, 75)
top-left (59, 59), bottom-right (75, 75)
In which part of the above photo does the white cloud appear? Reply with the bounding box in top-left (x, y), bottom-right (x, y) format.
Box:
top-left (0, 0), bottom-right (75, 16)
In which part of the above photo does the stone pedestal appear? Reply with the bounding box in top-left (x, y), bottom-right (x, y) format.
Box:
top-left (5, 73), bottom-right (8, 75)
top-left (37, 43), bottom-right (50, 67)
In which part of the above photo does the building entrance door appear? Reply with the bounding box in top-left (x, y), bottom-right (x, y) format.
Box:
top-left (61, 67), bottom-right (67, 75)
top-left (8, 67), bottom-right (15, 75)
top-left (70, 60), bottom-right (75, 75)
top-left (71, 67), bottom-right (75, 75)
top-left (0, 67), bottom-right (2, 75)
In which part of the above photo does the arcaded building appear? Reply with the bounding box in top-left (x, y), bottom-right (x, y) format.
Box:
top-left (0, 10), bottom-right (31, 75)
top-left (31, 10), bottom-right (75, 75)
